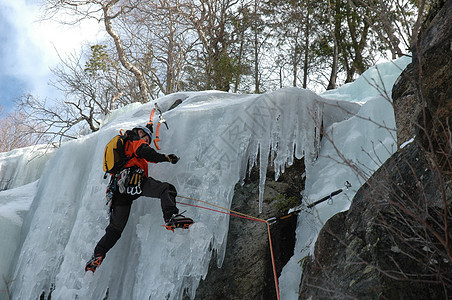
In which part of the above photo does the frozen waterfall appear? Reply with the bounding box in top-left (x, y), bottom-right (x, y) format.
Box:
top-left (0, 56), bottom-right (410, 300)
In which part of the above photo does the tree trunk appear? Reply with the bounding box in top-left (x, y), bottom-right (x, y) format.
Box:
top-left (327, 44), bottom-right (338, 90)
top-left (166, 10), bottom-right (176, 95)
top-left (302, 0), bottom-right (310, 89)
top-left (103, 0), bottom-right (149, 103)
top-left (233, 27), bottom-right (245, 93)
top-left (293, 54), bottom-right (298, 87)
top-left (253, 0), bottom-right (260, 93)
top-left (327, 0), bottom-right (340, 90)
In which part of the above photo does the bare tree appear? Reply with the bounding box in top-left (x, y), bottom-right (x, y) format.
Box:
top-left (42, 0), bottom-right (151, 102)
top-left (14, 94), bottom-right (82, 146)
top-left (10, 43), bottom-right (140, 147)
top-left (0, 106), bottom-right (44, 152)
top-left (263, 0), bottom-right (312, 88)
top-left (176, 0), bottom-right (244, 91)
top-left (326, 0), bottom-right (341, 90)
top-left (51, 48), bottom-right (117, 131)
top-left (120, 0), bottom-right (195, 95)
top-left (350, 0), bottom-right (427, 59)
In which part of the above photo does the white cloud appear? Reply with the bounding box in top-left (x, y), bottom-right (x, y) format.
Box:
top-left (0, 0), bottom-right (104, 101)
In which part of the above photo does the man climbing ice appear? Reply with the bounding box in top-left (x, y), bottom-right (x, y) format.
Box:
top-left (85, 124), bottom-right (193, 272)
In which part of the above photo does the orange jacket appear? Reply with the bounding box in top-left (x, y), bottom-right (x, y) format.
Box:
top-left (123, 136), bottom-right (168, 175)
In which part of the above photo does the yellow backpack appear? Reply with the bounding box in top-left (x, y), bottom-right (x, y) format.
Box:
top-left (103, 132), bottom-right (129, 175)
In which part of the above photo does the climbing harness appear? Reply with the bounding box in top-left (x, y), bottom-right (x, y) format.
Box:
top-left (147, 103), bottom-right (168, 150)
top-left (126, 168), bottom-right (144, 195)
top-left (117, 168), bottom-right (144, 196)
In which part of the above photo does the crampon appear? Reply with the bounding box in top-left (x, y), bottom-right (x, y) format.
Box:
top-left (162, 216), bottom-right (194, 232)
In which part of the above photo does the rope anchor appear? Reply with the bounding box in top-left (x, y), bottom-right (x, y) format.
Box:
top-left (306, 181), bottom-right (351, 208)
top-left (266, 181), bottom-right (352, 225)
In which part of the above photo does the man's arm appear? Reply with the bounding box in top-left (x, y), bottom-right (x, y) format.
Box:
top-left (135, 143), bottom-right (173, 163)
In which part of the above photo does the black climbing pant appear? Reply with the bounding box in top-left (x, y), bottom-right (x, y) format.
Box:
top-left (94, 177), bottom-right (179, 256)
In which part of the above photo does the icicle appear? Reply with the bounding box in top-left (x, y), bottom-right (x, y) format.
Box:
top-left (250, 89), bottom-right (325, 212)
top-left (258, 141), bottom-right (271, 213)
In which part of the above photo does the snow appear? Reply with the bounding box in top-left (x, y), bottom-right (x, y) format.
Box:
top-left (0, 56), bottom-right (410, 300)
top-left (0, 181), bottom-right (38, 281)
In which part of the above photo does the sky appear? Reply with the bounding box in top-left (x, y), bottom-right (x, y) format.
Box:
top-left (0, 0), bottom-right (103, 111)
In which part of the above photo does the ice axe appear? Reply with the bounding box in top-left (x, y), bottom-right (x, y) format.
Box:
top-left (147, 103), bottom-right (168, 150)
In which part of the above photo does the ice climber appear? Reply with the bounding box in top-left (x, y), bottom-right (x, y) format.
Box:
top-left (85, 124), bottom-right (193, 272)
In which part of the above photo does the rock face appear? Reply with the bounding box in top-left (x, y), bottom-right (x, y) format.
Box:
top-left (393, 0), bottom-right (452, 147)
top-left (299, 1), bottom-right (452, 299)
top-left (193, 158), bottom-right (305, 300)
top-left (300, 142), bottom-right (450, 299)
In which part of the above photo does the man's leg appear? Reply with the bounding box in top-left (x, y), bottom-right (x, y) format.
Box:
top-left (141, 177), bottom-right (179, 220)
top-left (94, 204), bottom-right (131, 257)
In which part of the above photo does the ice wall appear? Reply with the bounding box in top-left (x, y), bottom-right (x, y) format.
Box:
top-left (0, 181), bottom-right (38, 291)
top-left (6, 87), bottom-right (356, 300)
top-left (0, 145), bottom-right (55, 294)
top-left (0, 145), bottom-right (55, 190)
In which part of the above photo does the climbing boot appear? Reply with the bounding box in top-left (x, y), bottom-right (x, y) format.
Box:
top-left (85, 253), bottom-right (104, 272)
top-left (163, 213), bottom-right (194, 231)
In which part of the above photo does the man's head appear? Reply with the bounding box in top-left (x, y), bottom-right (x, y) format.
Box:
top-left (134, 125), bottom-right (152, 144)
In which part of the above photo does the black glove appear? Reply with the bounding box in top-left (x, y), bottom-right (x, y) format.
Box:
top-left (167, 154), bottom-right (179, 164)
top-left (146, 123), bottom-right (154, 134)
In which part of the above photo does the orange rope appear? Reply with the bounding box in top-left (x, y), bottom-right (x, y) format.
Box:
top-left (267, 221), bottom-right (281, 300)
top-left (176, 201), bottom-right (266, 223)
top-left (177, 195), bottom-right (267, 223)
top-left (177, 195), bottom-right (281, 300)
